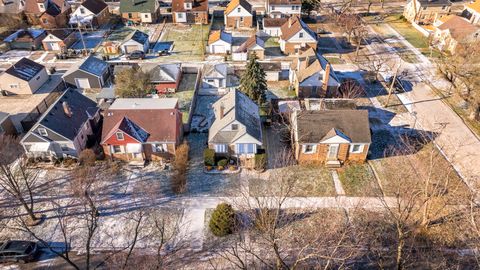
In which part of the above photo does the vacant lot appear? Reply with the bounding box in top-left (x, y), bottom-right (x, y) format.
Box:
top-left (160, 24), bottom-right (210, 61)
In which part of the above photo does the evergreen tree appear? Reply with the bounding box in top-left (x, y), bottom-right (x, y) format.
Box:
top-left (209, 203), bottom-right (235, 237)
top-left (239, 52), bottom-right (267, 105)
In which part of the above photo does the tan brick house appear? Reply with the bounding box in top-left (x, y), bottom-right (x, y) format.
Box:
top-left (292, 110), bottom-right (371, 167)
top-left (224, 0), bottom-right (253, 29)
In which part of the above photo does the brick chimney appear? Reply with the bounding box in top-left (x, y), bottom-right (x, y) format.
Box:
top-left (219, 104), bottom-right (224, 119)
top-left (322, 64), bottom-right (331, 92)
top-left (288, 16), bottom-right (292, 28)
top-left (62, 101), bottom-right (72, 118)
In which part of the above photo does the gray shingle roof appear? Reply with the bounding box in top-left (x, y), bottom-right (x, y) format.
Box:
top-left (5, 58), bottom-right (45, 81)
top-left (128, 30), bottom-right (149, 45)
top-left (142, 63), bottom-right (181, 83)
top-left (64, 55), bottom-right (109, 78)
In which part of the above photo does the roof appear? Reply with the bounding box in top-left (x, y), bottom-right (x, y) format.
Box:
top-left (0, 0), bottom-right (25, 14)
top-left (4, 57), bottom-right (45, 81)
top-left (81, 0), bottom-right (108, 14)
top-left (292, 47), bottom-right (340, 85)
top-left (280, 16), bottom-right (316, 41)
top-left (209, 90), bottom-right (262, 144)
top-left (125, 30), bottom-right (149, 45)
top-left (120, 0), bottom-right (157, 13)
top-left (203, 63), bottom-right (227, 78)
top-left (24, 0), bottom-right (41, 13)
top-left (102, 98), bottom-right (181, 143)
top-left (268, 0), bottom-right (301, 5)
top-left (418, 0), bottom-right (451, 7)
top-left (0, 112), bottom-right (10, 124)
top-left (47, 29), bottom-right (75, 40)
top-left (263, 17), bottom-right (287, 28)
top-left (259, 62), bottom-right (281, 71)
top-left (225, 0), bottom-right (251, 15)
top-left (142, 63), bottom-right (181, 83)
top-left (438, 15), bottom-right (480, 40)
top-left (208, 30), bottom-right (232, 45)
top-left (235, 34), bottom-right (265, 53)
top-left (4, 29), bottom-right (46, 42)
top-left (171, 0), bottom-right (208, 12)
top-left (64, 55), bottom-right (109, 78)
top-left (467, 0), bottom-right (480, 13)
top-left (304, 98), bottom-right (357, 111)
top-left (45, 1), bottom-right (61, 16)
top-left (295, 110), bottom-right (371, 144)
top-left (108, 98), bottom-right (178, 110)
top-left (35, 89), bottom-right (98, 141)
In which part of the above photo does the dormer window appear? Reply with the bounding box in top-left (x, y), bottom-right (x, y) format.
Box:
top-left (237, 7), bottom-right (240, 12)
top-left (80, 7), bottom-right (85, 14)
top-left (299, 32), bottom-right (304, 38)
top-left (116, 132), bottom-right (124, 140)
top-left (184, 2), bottom-right (191, 9)
top-left (38, 128), bottom-right (48, 137)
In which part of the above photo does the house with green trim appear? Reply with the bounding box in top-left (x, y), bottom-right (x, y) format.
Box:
top-left (120, 0), bottom-right (160, 24)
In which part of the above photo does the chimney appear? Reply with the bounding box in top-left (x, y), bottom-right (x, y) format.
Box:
top-left (62, 101), bottom-right (72, 117)
top-left (288, 16), bottom-right (292, 28)
top-left (322, 64), bottom-right (331, 92)
top-left (219, 104), bottom-right (224, 119)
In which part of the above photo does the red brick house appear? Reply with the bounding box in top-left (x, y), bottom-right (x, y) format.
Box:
top-left (141, 63), bottom-right (182, 94)
top-left (224, 0), bottom-right (253, 29)
top-left (172, 0), bottom-right (208, 24)
top-left (24, 0), bottom-right (72, 28)
top-left (101, 98), bottom-right (183, 162)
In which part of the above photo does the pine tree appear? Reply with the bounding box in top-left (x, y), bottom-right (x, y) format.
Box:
top-left (239, 52), bottom-right (267, 105)
top-left (209, 203), bottom-right (235, 237)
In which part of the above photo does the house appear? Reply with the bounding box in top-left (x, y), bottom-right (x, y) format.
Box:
top-left (24, 0), bottom-right (71, 28)
top-left (292, 110), bottom-right (371, 167)
top-left (63, 55), bottom-right (111, 89)
top-left (4, 29), bottom-right (47, 50)
top-left (142, 63), bottom-right (182, 94)
top-left (207, 30), bottom-right (233, 54)
top-left (432, 15), bottom-right (480, 53)
top-left (279, 16), bottom-right (317, 54)
top-left (208, 90), bottom-right (262, 167)
top-left (120, 0), bottom-right (160, 24)
top-left (172, 0), bottom-right (208, 24)
top-left (69, 0), bottom-right (109, 28)
top-left (120, 30), bottom-right (149, 54)
top-left (0, 0), bottom-right (26, 26)
top-left (289, 47), bottom-right (340, 98)
top-left (265, 0), bottom-right (301, 18)
top-left (259, 62), bottom-right (289, 81)
top-left (233, 33), bottom-right (265, 61)
top-left (42, 29), bottom-right (77, 52)
top-left (224, 0), bottom-right (253, 29)
top-left (263, 17), bottom-right (287, 36)
top-left (202, 63), bottom-right (228, 91)
top-left (462, 0), bottom-right (480, 25)
top-left (0, 113), bottom-right (18, 136)
top-left (20, 89), bottom-right (100, 159)
top-left (403, 0), bottom-right (452, 25)
top-left (101, 98), bottom-right (183, 162)
top-left (0, 58), bottom-right (49, 95)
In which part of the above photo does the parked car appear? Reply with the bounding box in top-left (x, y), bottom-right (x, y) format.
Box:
top-left (158, 49), bottom-right (170, 56)
top-left (0, 240), bottom-right (38, 263)
top-left (127, 50), bottom-right (145, 60)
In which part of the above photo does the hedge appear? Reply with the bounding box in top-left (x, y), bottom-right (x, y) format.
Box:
top-left (204, 148), bottom-right (215, 166)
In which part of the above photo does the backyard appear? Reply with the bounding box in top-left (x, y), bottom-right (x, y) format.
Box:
top-left (160, 24), bottom-right (210, 61)
top-left (167, 72), bottom-right (198, 124)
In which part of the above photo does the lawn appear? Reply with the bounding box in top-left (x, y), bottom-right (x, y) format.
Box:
top-left (385, 15), bottom-right (429, 50)
top-left (167, 73), bottom-right (197, 123)
top-left (249, 165), bottom-right (336, 197)
top-left (337, 163), bottom-right (382, 197)
top-left (160, 24), bottom-right (210, 61)
top-left (264, 37), bottom-right (280, 47)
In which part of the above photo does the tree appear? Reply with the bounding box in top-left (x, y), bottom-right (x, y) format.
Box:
top-left (302, 0), bottom-right (321, 15)
top-left (0, 135), bottom-right (40, 225)
top-left (171, 142), bottom-right (189, 194)
top-left (336, 79), bottom-right (365, 98)
top-left (209, 203), bottom-right (236, 237)
top-left (239, 52), bottom-right (267, 105)
top-left (115, 67), bottom-right (151, 98)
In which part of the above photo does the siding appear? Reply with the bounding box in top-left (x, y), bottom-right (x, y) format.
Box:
top-left (63, 70), bottom-right (103, 88)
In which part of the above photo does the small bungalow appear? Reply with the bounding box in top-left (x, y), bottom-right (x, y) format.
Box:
top-left (224, 0), bottom-right (253, 29)
top-left (142, 63), bottom-right (182, 94)
top-left (172, 0), bottom-right (209, 24)
top-left (233, 33), bottom-right (265, 61)
top-left (42, 29), bottom-right (77, 52)
top-left (207, 30), bottom-right (233, 54)
top-left (208, 90), bottom-right (263, 168)
top-left (69, 0), bottom-right (109, 28)
top-left (63, 55), bottom-right (111, 89)
top-left (279, 16), bottom-right (317, 55)
top-left (4, 29), bottom-right (47, 50)
top-left (120, 0), bottom-right (160, 24)
top-left (101, 98), bottom-right (183, 162)
top-left (120, 30), bottom-right (150, 54)
top-left (20, 88), bottom-right (101, 159)
top-left (263, 17), bottom-right (287, 37)
top-left (292, 109), bottom-right (371, 167)
top-left (24, 0), bottom-right (71, 28)
top-left (0, 58), bottom-right (49, 95)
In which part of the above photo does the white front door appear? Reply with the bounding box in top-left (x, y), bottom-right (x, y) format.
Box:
top-left (327, 144), bottom-right (339, 160)
top-left (75, 78), bottom-right (90, 89)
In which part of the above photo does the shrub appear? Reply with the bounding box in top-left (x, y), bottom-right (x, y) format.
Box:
top-left (254, 153), bottom-right (267, 171)
top-left (171, 142), bottom-right (189, 194)
top-left (204, 148), bottom-right (215, 166)
top-left (217, 165), bottom-right (225, 171)
top-left (217, 159), bottom-right (228, 167)
top-left (229, 165), bottom-right (236, 171)
top-left (63, 157), bottom-right (77, 167)
top-left (209, 203), bottom-right (235, 237)
top-left (79, 149), bottom-right (96, 166)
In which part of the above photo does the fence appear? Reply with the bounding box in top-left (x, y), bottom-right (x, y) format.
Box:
top-left (411, 22), bottom-right (431, 37)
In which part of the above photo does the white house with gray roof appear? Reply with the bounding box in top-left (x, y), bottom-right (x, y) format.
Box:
top-left (120, 30), bottom-right (150, 54)
top-left (208, 90), bottom-right (262, 163)
top-left (20, 89), bottom-right (100, 159)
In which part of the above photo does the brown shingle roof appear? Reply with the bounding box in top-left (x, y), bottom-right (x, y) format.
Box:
top-left (235, 33), bottom-right (264, 52)
top-left (225, 0), bottom-right (252, 15)
top-left (291, 47), bottom-right (339, 84)
top-left (171, 0), bottom-right (208, 12)
top-left (438, 15), bottom-right (480, 40)
top-left (280, 16), bottom-right (316, 41)
top-left (263, 17), bottom-right (287, 27)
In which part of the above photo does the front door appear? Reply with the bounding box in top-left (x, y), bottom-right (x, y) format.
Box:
top-left (327, 144), bottom-right (339, 160)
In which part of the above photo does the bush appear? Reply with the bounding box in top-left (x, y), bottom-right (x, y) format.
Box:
top-left (204, 148), bottom-right (215, 166)
top-left (79, 149), bottom-right (96, 166)
top-left (254, 153), bottom-right (267, 171)
top-left (171, 142), bottom-right (189, 194)
top-left (209, 203), bottom-right (235, 237)
top-left (63, 157), bottom-right (77, 167)
top-left (217, 159), bottom-right (228, 167)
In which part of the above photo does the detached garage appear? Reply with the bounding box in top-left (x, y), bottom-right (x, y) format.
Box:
top-left (207, 30), bottom-right (232, 54)
top-left (120, 30), bottom-right (150, 54)
top-left (63, 55), bottom-right (112, 89)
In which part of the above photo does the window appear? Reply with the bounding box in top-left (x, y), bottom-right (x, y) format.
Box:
top-left (240, 17), bottom-right (244, 22)
top-left (302, 144), bottom-right (316, 154)
top-left (215, 144), bottom-right (227, 153)
top-left (36, 76), bottom-right (40, 80)
top-left (9, 84), bottom-right (18, 88)
top-left (144, 14), bottom-right (149, 18)
top-left (112, 145), bottom-right (122, 153)
top-left (128, 13), bottom-right (132, 18)
top-left (237, 7), bottom-right (241, 12)
top-left (152, 143), bottom-right (168, 153)
top-left (80, 7), bottom-right (85, 14)
top-left (231, 124), bottom-right (238, 130)
top-left (38, 128), bottom-right (48, 136)
top-left (350, 144), bottom-right (364, 153)
top-left (272, 6), bottom-right (275, 10)
top-left (116, 132), bottom-right (124, 140)
top-left (60, 144), bottom-right (69, 151)
top-left (207, 79), bottom-right (214, 83)
top-left (299, 32), bottom-right (304, 38)
top-left (178, 13), bottom-right (183, 19)
top-left (237, 143), bottom-right (255, 154)
top-left (42, 18), bottom-right (48, 24)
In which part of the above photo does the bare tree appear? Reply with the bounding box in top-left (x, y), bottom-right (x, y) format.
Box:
top-left (0, 135), bottom-right (40, 225)
top-left (336, 79), bottom-right (365, 98)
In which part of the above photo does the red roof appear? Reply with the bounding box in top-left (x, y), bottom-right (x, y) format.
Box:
top-left (172, 0), bottom-right (208, 12)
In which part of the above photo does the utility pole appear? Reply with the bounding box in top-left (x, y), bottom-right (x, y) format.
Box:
top-left (385, 65), bottom-right (399, 107)
top-left (76, 15), bottom-right (87, 56)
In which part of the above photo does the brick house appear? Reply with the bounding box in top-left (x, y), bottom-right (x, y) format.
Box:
top-left (101, 98), bottom-right (183, 162)
top-left (403, 0), bottom-right (451, 25)
top-left (24, 0), bottom-right (72, 28)
top-left (172, 0), bottom-right (208, 24)
top-left (279, 16), bottom-right (317, 55)
top-left (224, 0), bottom-right (253, 29)
top-left (292, 110), bottom-right (371, 167)
top-left (120, 0), bottom-right (160, 24)
top-left (142, 63), bottom-right (182, 94)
